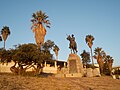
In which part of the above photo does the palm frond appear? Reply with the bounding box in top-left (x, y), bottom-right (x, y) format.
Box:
top-left (0, 36), bottom-right (2, 41)
top-left (46, 25), bottom-right (50, 28)
top-left (31, 10), bottom-right (50, 29)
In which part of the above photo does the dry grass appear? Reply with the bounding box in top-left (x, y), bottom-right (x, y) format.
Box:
top-left (0, 73), bottom-right (120, 90)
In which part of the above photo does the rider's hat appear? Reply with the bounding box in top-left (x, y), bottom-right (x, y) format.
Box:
top-left (72, 34), bottom-right (74, 37)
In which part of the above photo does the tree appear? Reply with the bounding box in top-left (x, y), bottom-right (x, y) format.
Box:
top-left (80, 50), bottom-right (90, 68)
top-left (31, 10), bottom-right (50, 49)
top-left (94, 47), bottom-right (106, 74)
top-left (85, 35), bottom-right (94, 66)
top-left (53, 45), bottom-right (60, 60)
top-left (1, 26), bottom-right (10, 49)
top-left (41, 40), bottom-right (54, 62)
top-left (104, 55), bottom-right (114, 75)
top-left (0, 43), bottom-right (53, 75)
top-left (0, 49), bottom-right (12, 65)
top-left (11, 43), bottom-right (43, 74)
top-left (42, 40), bottom-right (54, 51)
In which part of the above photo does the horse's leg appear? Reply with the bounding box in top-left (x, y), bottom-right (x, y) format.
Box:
top-left (73, 47), bottom-right (77, 54)
top-left (73, 49), bottom-right (75, 54)
top-left (71, 49), bottom-right (72, 54)
top-left (75, 48), bottom-right (78, 53)
top-left (75, 44), bottom-right (77, 53)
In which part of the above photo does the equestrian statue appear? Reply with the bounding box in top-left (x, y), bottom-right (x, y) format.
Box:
top-left (67, 34), bottom-right (78, 54)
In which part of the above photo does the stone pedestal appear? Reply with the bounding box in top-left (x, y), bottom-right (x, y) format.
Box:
top-left (67, 54), bottom-right (84, 77)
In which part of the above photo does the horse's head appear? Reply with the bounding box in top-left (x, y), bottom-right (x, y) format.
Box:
top-left (66, 35), bottom-right (71, 41)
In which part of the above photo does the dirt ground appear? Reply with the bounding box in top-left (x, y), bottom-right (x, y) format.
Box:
top-left (0, 73), bottom-right (120, 90)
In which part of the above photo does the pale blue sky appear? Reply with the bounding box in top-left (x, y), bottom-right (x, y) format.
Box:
top-left (0, 0), bottom-right (120, 66)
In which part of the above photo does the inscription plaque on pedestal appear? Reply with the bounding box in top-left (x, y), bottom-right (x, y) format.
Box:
top-left (69, 60), bottom-right (77, 73)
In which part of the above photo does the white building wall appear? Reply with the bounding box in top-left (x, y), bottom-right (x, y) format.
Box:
top-left (0, 62), bottom-right (14, 73)
top-left (0, 62), bottom-right (58, 74)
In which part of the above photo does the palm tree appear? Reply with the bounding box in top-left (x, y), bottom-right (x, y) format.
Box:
top-left (94, 47), bottom-right (106, 74)
top-left (1, 26), bottom-right (10, 49)
top-left (104, 55), bottom-right (114, 75)
top-left (53, 45), bottom-right (60, 60)
top-left (31, 10), bottom-right (50, 49)
top-left (85, 35), bottom-right (94, 66)
top-left (80, 50), bottom-right (90, 68)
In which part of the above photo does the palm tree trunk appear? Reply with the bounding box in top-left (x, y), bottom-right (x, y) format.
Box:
top-left (4, 41), bottom-right (5, 49)
top-left (56, 55), bottom-right (58, 60)
top-left (90, 48), bottom-right (94, 67)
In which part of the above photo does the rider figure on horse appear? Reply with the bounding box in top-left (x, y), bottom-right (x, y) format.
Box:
top-left (69, 34), bottom-right (75, 48)
top-left (71, 34), bottom-right (75, 41)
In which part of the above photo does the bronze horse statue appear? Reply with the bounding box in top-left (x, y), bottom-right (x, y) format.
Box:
top-left (67, 34), bottom-right (78, 54)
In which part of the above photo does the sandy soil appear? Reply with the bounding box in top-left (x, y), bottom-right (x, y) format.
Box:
top-left (0, 73), bottom-right (120, 90)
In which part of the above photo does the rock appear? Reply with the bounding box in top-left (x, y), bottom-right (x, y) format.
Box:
top-left (93, 68), bottom-right (101, 77)
top-left (60, 67), bottom-right (69, 74)
top-left (83, 68), bottom-right (87, 77)
top-left (112, 75), bottom-right (116, 79)
top-left (119, 75), bottom-right (120, 79)
top-left (86, 68), bottom-right (93, 77)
